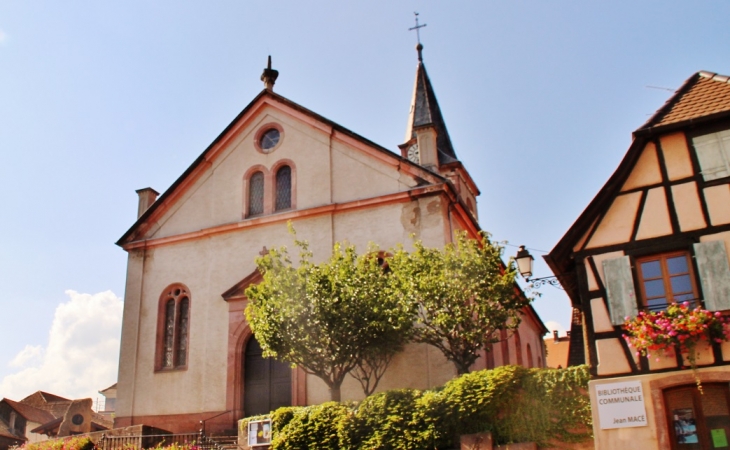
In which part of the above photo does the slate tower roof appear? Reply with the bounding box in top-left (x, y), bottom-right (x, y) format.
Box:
top-left (404, 44), bottom-right (459, 165)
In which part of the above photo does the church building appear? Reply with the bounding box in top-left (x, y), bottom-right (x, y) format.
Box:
top-left (114, 47), bottom-right (547, 434)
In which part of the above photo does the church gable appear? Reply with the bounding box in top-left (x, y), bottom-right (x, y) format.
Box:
top-left (118, 91), bottom-right (442, 247)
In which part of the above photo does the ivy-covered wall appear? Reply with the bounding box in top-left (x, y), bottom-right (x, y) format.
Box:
top-left (240, 365), bottom-right (592, 450)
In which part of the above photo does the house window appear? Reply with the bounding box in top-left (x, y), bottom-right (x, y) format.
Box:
top-left (157, 284), bottom-right (191, 370)
top-left (248, 171), bottom-right (265, 216)
top-left (636, 251), bottom-right (699, 311)
top-left (275, 165), bottom-right (291, 211)
top-left (693, 129), bottom-right (730, 181)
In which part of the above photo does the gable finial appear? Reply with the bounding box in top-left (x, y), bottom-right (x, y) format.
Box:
top-left (408, 12), bottom-right (427, 62)
top-left (261, 55), bottom-right (279, 91)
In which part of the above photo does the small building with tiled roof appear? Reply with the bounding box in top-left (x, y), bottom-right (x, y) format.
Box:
top-left (547, 71), bottom-right (730, 449)
top-left (0, 391), bottom-right (113, 449)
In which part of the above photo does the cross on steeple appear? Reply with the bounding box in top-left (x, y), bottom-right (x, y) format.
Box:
top-left (408, 12), bottom-right (427, 61)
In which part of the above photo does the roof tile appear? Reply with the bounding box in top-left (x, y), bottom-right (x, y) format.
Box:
top-left (2, 399), bottom-right (56, 424)
top-left (648, 72), bottom-right (730, 128)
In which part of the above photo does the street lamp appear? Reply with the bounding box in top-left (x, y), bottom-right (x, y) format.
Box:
top-left (514, 245), bottom-right (563, 289)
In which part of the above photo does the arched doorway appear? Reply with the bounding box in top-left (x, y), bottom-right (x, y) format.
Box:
top-left (243, 337), bottom-right (292, 417)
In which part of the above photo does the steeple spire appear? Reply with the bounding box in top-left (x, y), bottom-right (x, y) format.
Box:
top-left (403, 40), bottom-right (458, 166)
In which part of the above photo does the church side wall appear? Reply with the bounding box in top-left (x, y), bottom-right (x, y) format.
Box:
top-left (116, 249), bottom-right (146, 419)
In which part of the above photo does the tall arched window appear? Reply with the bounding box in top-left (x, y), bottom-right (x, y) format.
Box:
top-left (526, 343), bottom-right (533, 368)
top-left (248, 171), bottom-right (264, 216)
top-left (500, 329), bottom-right (510, 365)
top-left (514, 330), bottom-right (523, 366)
top-left (157, 284), bottom-right (191, 370)
top-left (275, 165), bottom-right (291, 211)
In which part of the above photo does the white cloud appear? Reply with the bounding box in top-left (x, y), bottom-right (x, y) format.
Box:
top-left (0, 290), bottom-right (123, 402)
top-left (8, 345), bottom-right (43, 369)
top-left (544, 320), bottom-right (568, 337)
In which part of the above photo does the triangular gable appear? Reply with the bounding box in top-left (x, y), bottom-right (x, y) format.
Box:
top-left (117, 89), bottom-right (448, 247)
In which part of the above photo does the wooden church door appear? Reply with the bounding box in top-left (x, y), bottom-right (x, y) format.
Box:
top-left (243, 337), bottom-right (292, 417)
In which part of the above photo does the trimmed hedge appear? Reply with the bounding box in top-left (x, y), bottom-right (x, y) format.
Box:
top-left (241, 365), bottom-right (592, 449)
top-left (20, 436), bottom-right (95, 450)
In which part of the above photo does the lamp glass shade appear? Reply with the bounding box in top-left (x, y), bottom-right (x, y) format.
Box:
top-left (515, 246), bottom-right (534, 279)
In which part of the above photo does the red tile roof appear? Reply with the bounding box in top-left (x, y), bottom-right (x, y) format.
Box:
top-left (642, 71), bottom-right (730, 129)
top-left (2, 399), bottom-right (56, 424)
top-left (19, 391), bottom-right (70, 408)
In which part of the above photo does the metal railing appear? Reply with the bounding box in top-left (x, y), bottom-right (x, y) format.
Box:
top-left (640, 298), bottom-right (704, 313)
top-left (98, 432), bottom-right (226, 450)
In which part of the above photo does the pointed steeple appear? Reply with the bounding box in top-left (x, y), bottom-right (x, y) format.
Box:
top-left (404, 44), bottom-right (458, 165)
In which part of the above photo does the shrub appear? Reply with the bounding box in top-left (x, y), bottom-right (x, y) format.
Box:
top-left (21, 436), bottom-right (94, 450)
top-left (242, 365), bottom-right (592, 449)
top-left (270, 402), bottom-right (349, 450)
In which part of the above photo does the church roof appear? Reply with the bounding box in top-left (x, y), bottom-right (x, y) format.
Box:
top-left (546, 70), bottom-right (730, 306)
top-left (117, 88), bottom-right (449, 246)
top-left (405, 46), bottom-right (459, 165)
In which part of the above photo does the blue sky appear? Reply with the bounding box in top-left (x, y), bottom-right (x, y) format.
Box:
top-left (1, 1), bottom-right (730, 401)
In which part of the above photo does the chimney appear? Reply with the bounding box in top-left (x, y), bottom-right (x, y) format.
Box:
top-left (553, 330), bottom-right (559, 343)
top-left (136, 187), bottom-right (159, 219)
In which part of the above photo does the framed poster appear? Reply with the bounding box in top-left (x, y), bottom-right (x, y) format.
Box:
top-left (672, 408), bottom-right (698, 444)
top-left (248, 419), bottom-right (272, 447)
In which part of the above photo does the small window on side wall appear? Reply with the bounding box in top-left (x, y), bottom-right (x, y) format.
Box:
top-left (157, 284), bottom-right (191, 370)
top-left (636, 251), bottom-right (699, 312)
top-left (693, 129), bottom-right (730, 181)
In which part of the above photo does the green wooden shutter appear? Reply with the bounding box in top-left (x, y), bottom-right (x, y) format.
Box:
top-left (694, 240), bottom-right (730, 311)
top-left (603, 256), bottom-right (638, 325)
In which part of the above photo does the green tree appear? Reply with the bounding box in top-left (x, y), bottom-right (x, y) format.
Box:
top-left (388, 231), bottom-right (531, 375)
top-left (245, 231), bottom-right (413, 401)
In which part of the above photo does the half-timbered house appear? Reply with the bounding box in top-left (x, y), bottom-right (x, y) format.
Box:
top-left (547, 71), bottom-right (730, 450)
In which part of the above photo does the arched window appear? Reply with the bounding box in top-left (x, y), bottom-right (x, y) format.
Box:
top-left (500, 329), bottom-right (510, 365)
top-left (514, 330), bottom-right (523, 366)
top-left (526, 343), bottom-right (533, 368)
top-left (248, 171), bottom-right (264, 216)
top-left (157, 284), bottom-right (191, 370)
top-left (275, 165), bottom-right (292, 211)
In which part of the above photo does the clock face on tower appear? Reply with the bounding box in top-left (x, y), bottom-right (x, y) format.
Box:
top-left (407, 144), bottom-right (419, 163)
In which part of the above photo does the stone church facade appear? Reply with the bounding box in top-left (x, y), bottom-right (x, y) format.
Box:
top-left (114, 49), bottom-right (547, 433)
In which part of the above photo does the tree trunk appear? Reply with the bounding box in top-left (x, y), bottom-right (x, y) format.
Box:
top-left (329, 384), bottom-right (342, 402)
top-left (455, 361), bottom-right (471, 375)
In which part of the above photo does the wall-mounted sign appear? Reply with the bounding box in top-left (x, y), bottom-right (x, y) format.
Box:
top-left (596, 380), bottom-right (648, 429)
top-left (248, 419), bottom-right (272, 447)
